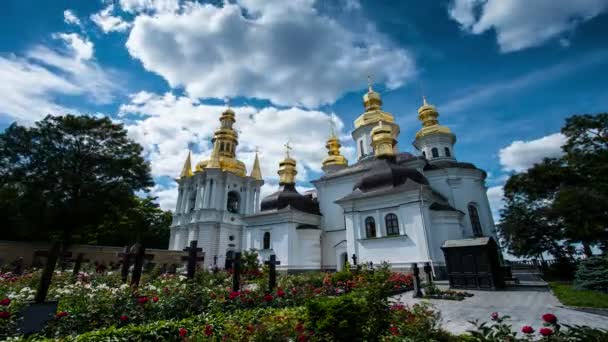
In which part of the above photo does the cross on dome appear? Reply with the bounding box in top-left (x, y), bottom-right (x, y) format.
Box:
top-left (284, 140), bottom-right (292, 157)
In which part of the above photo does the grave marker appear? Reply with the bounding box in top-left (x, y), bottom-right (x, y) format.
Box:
top-left (423, 262), bottom-right (433, 285)
top-left (412, 263), bottom-right (423, 298)
top-left (264, 254), bottom-right (281, 292)
top-left (34, 243), bottom-right (72, 303)
top-left (130, 243), bottom-right (154, 286)
top-left (231, 252), bottom-right (242, 292)
top-left (117, 245), bottom-right (132, 283)
top-left (12, 257), bottom-right (24, 275)
top-left (70, 253), bottom-right (89, 278)
top-left (182, 240), bottom-right (205, 279)
top-left (351, 253), bottom-right (357, 266)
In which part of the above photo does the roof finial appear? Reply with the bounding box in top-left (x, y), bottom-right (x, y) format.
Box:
top-left (284, 139), bottom-right (292, 158)
top-left (225, 97), bottom-right (231, 109)
top-left (328, 116), bottom-right (336, 137)
top-left (367, 74), bottom-right (373, 92)
top-left (423, 95), bottom-right (428, 106)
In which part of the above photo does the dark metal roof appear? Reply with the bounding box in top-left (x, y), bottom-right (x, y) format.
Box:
top-left (260, 183), bottom-right (321, 215)
top-left (353, 158), bottom-right (428, 193)
top-left (441, 237), bottom-right (495, 248)
top-left (424, 160), bottom-right (487, 177)
top-left (317, 152), bottom-right (417, 181)
top-left (429, 202), bottom-right (460, 212)
top-left (336, 180), bottom-right (422, 202)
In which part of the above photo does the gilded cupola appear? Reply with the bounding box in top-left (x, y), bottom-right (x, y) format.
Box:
top-left (415, 97), bottom-right (453, 139)
top-left (194, 106), bottom-right (247, 177)
top-left (278, 143), bottom-right (297, 185)
top-left (353, 80), bottom-right (396, 129)
top-left (322, 124), bottom-right (348, 170)
top-left (371, 121), bottom-right (396, 159)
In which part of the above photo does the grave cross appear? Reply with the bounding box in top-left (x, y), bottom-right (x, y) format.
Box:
top-left (130, 242), bottom-right (154, 286)
top-left (34, 243), bottom-right (72, 304)
top-left (411, 263), bottom-right (423, 298)
top-left (118, 245), bottom-right (133, 283)
top-left (264, 254), bottom-right (281, 292)
top-left (231, 252), bottom-right (242, 292)
top-left (423, 262), bottom-right (433, 286)
top-left (182, 240), bottom-right (205, 279)
top-left (351, 254), bottom-right (357, 266)
top-left (12, 257), bottom-right (24, 275)
top-left (213, 255), bottom-right (219, 274)
top-left (70, 253), bottom-right (90, 278)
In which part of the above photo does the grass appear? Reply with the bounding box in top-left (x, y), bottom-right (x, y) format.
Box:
top-left (550, 282), bottom-right (608, 308)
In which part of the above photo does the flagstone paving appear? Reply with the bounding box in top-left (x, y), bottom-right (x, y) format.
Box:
top-left (391, 285), bottom-right (608, 335)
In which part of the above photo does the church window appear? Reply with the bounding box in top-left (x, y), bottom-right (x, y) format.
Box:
top-left (444, 147), bottom-right (451, 157)
top-left (263, 232), bottom-right (271, 249)
top-left (468, 204), bottom-right (483, 237)
top-left (359, 140), bottom-right (365, 157)
top-left (365, 217), bottom-right (376, 238)
top-left (207, 180), bottom-right (214, 208)
top-left (227, 191), bottom-right (240, 213)
top-left (431, 148), bottom-right (439, 158)
top-left (220, 142), bottom-right (225, 152)
top-left (422, 151), bottom-right (426, 158)
top-left (385, 213), bottom-right (399, 236)
top-left (188, 189), bottom-right (196, 212)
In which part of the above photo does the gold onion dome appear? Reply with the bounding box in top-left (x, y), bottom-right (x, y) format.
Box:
top-left (278, 144), bottom-right (297, 185)
top-left (322, 128), bottom-right (348, 168)
top-left (354, 83), bottom-right (395, 129)
top-left (371, 121), bottom-right (396, 159)
top-left (195, 107), bottom-right (247, 177)
top-left (415, 97), bottom-right (453, 139)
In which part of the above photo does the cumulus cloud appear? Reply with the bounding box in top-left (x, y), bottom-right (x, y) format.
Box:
top-left (448, 0), bottom-right (608, 52)
top-left (125, 0), bottom-right (414, 107)
top-left (499, 133), bottom-right (566, 172)
top-left (487, 185), bottom-right (504, 222)
top-left (91, 5), bottom-right (132, 33)
top-left (63, 9), bottom-right (81, 26)
top-left (119, 0), bottom-right (180, 13)
top-left (0, 33), bottom-right (120, 123)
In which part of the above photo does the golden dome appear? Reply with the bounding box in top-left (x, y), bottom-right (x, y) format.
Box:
top-left (415, 97), bottom-right (453, 139)
top-left (322, 133), bottom-right (348, 168)
top-left (371, 121), bottom-right (396, 159)
top-left (354, 84), bottom-right (395, 129)
top-left (278, 146), bottom-right (297, 185)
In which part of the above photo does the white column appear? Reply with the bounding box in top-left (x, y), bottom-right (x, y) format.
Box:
top-left (175, 187), bottom-right (184, 213)
top-left (255, 187), bottom-right (261, 213)
top-left (202, 179), bottom-right (210, 209)
top-left (194, 181), bottom-right (202, 209)
top-left (243, 185), bottom-right (250, 214)
top-left (375, 210), bottom-right (383, 237)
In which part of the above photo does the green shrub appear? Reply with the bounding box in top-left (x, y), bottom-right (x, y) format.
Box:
top-left (574, 255), bottom-right (608, 293)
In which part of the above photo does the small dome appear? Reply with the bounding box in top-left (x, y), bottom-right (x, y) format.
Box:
top-left (353, 159), bottom-right (428, 192)
top-left (260, 183), bottom-right (320, 215)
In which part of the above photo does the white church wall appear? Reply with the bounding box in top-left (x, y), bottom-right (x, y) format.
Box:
top-left (322, 230), bottom-right (346, 270)
top-left (294, 229), bottom-right (322, 270)
top-left (428, 210), bottom-right (464, 263)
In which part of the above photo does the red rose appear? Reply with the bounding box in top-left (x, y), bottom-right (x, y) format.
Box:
top-left (277, 290), bottom-right (286, 297)
top-left (205, 324), bottom-right (213, 336)
top-left (137, 296), bottom-right (149, 304)
top-left (521, 325), bottom-right (534, 334)
top-left (542, 313), bottom-right (557, 324)
top-left (120, 315), bottom-right (129, 322)
top-left (152, 296), bottom-right (159, 303)
top-left (490, 312), bottom-right (499, 321)
top-left (389, 326), bottom-right (399, 336)
top-left (539, 327), bottom-right (553, 336)
top-left (291, 288), bottom-right (297, 295)
top-left (229, 291), bottom-right (240, 300)
top-left (179, 327), bottom-right (188, 337)
top-left (56, 311), bottom-right (69, 318)
top-left (0, 311), bottom-right (11, 319)
top-left (295, 323), bottom-right (305, 333)
top-left (297, 335), bottom-right (307, 342)
top-left (263, 294), bottom-right (273, 302)
top-left (0, 298), bottom-right (10, 306)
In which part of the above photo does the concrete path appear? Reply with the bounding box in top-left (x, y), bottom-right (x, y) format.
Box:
top-left (391, 286), bottom-right (608, 335)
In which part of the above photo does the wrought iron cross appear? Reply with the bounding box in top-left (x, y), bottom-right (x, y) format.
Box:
top-left (182, 240), bottom-right (204, 279)
top-left (264, 254), bottom-right (281, 292)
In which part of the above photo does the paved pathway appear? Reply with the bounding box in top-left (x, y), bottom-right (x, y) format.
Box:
top-left (391, 286), bottom-right (608, 335)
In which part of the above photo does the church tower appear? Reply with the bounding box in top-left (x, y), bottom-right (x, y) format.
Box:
top-left (352, 81), bottom-right (400, 160)
top-left (413, 97), bottom-right (456, 161)
top-left (169, 106), bottom-right (264, 270)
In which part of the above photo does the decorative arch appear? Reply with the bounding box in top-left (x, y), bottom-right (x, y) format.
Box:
top-left (431, 147), bottom-right (439, 158)
top-left (365, 216), bottom-right (376, 238)
top-left (227, 191), bottom-right (240, 213)
top-left (468, 203), bottom-right (483, 237)
top-left (385, 213), bottom-right (399, 236)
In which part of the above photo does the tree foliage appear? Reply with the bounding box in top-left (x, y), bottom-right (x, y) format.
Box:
top-left (0, 115), bottom-right (170, 247)
top-left (498, 113), bottom-right (608, 258)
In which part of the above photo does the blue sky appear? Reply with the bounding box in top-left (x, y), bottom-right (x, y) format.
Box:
top-left (1, 0), bottom-right (607, 216)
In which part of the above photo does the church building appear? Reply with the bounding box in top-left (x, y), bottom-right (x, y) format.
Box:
top-left (169, 85), bottom-right (497, 276)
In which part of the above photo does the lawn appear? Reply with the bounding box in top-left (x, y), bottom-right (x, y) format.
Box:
top-left (550, 282), bottom-right (608, 308)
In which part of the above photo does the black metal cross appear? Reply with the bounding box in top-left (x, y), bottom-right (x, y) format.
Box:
top-left (181, 240), bottom-right (204, 279)
top-left (69, 253), bottom-right (90, 278)
top-left (117, 245), bottom-right (133, 283)
top-left (264, 254), bottom-right (281, 292)
top-left (231, 252), bottom-right (242, 292)
top-left (130, 243), bottom-right (154, 286)
top-left (34, 242), bottom-right (72, 303)
top-left (412, 263), bottom-right (423, 298)
top-left (351, 254), bottom-right (357, 266)
top-left (423, 262), bottom-right (433, 286)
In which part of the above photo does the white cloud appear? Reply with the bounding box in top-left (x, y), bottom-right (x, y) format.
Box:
top-left (151, 184), bottom-right (179, 211)
top-left (91, 5), bottom-right (132, 33)
top-left (448, 0), bottom-right (608, 52)
top-left (487, 185), bottom-right (504, 222)
top-left (125, 0), bottom-right (414, 108)
top-left (499, 133), bottom-right (566, 172)
top-left (119, 0), bottom-right (180, 13)
top-left (63, 9), bottom-right (81, 26)
top-left (0, 33), bottom-right (120, 123)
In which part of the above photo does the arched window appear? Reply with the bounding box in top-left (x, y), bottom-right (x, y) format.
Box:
top-left (385, 213), bottom-right (399, 236)
top-left (431, 148), bottom-right (439, 158)
top-left (359, 140), bottom-right (365, 157)
top-left (365, 217), bottom-right (376, 238)
top-left (444, 147), bottom-right (451, 157)
top-left (263, 232), bottom-right (271, 249)
top-left (227, 191), bottom-right (240, 213)
top-left (422, 151), bottom-right (426, 158)
top-left (468, 204), bottom-right (483, 237)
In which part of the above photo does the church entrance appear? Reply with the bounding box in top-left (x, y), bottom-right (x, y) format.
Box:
top-left (339, 252), bottom-right (348, 271)
top-left (225, 250), bottom-right (234, 270)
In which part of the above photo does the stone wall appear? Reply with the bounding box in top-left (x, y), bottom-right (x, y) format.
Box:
top-left (0, 240), bottom-right (186, 268)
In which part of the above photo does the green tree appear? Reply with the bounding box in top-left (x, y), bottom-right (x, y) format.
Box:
top-left (0, 115), bottom-right (153, 247)
top-left (498, 113), bottom-right (608, 258)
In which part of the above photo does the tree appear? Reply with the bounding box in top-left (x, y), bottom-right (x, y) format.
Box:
top-left (497, 113), bottom-right (608, 258)
top-left (0, 115), bottom-right (153, 247)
